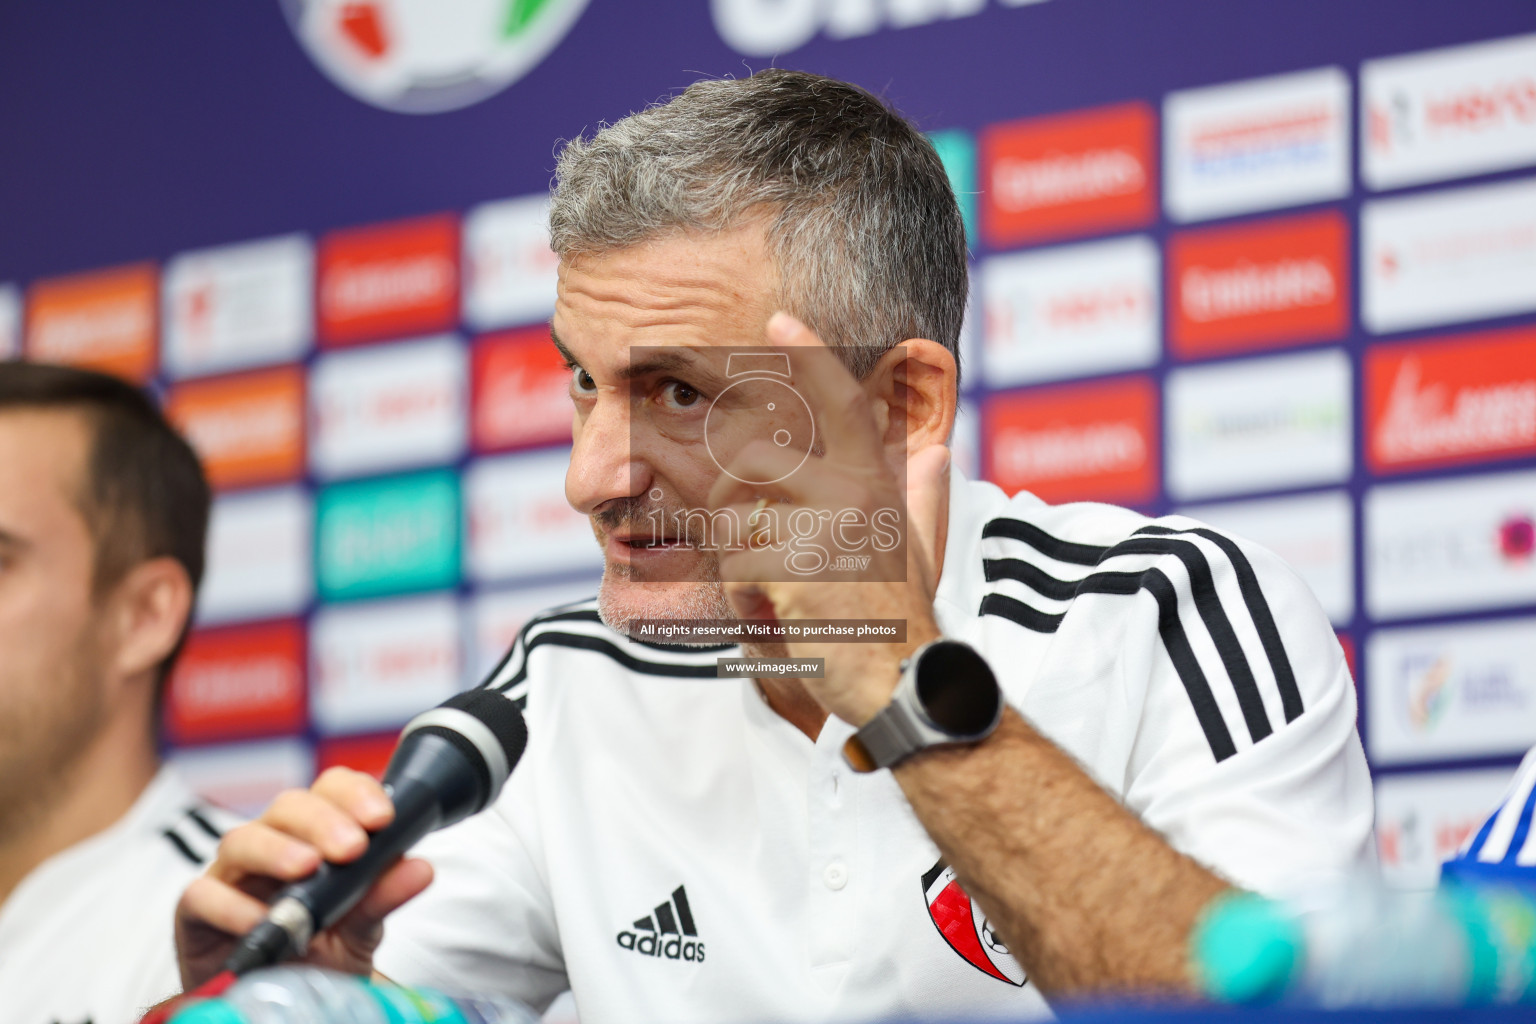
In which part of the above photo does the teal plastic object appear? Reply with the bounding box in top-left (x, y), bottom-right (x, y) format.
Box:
top-left (1439, 885), bottom-right (1501, 1003)
top-left (368, 981), bottom-right (471, 1024)
top-left (1191, 890), bottom-right (1302, 1004)
top-left (168, 1001), bottom-right (246, 1024)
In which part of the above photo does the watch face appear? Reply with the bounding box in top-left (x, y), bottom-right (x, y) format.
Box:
top-left (915, 642), bottom-right (1002, 737)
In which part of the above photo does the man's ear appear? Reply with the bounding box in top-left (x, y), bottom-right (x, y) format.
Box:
top-left (105, 557), bottom-right (193, 687)
top-left (866, 339), bottom-right (958, 459)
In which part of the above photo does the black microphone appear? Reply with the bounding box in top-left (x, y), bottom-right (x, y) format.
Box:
top-left (223, 689), bottom-right (529, 975)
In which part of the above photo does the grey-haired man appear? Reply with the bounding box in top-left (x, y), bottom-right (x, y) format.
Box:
top-left (178, 70), bottom-right (1372, 1020)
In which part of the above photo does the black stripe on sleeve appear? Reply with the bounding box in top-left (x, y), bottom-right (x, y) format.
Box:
top-left (978, 562), bottom-right (1240, 762)
top-left (1137, 570), bottom-right (1239, 763)
top-left (981, 518), bottom-right (1109, 566)
top-left (978, 592), bottom-right (1065, 634)
top-left (162, 828), bottom-right (204, 866)
top-left (983, 557), bottom-right (1080, 601)
top-left (1136, 525), bottom-right (1304, 722)
top-left (185, 806), bottom-right (224, 841)
top-left (1100, 536), bottom-right (1274, 744)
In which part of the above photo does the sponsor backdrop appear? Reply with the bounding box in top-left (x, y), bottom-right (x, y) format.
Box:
top-left (3, 0), bottom-right (1535, 888)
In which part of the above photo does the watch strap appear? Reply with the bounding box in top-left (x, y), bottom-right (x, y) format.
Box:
top-left (843, 700), bottom-right (927, 773)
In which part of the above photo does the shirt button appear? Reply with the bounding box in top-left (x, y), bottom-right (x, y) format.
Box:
top-left (823, 861), bottom-right (848, 890)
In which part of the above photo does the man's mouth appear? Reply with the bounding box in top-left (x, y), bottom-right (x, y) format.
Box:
top-left (611, 532), bottom-right (689, 552)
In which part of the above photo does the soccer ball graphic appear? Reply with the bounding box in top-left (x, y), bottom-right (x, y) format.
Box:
top-left (980, 916), bottom-right (1010, 956)
top-left (281, 0), bottom-right (590, 114)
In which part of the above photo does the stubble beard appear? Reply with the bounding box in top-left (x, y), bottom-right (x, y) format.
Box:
top-left (596, 558), bottom-right (738, 644)
top-left (0, 631), bottom-right (109, 839)
top-left (590, 494), bottom-right (741, 644)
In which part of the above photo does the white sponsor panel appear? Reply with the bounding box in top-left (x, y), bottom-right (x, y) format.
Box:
top-left (1362, 176), bottom-right (1536, 334)
top-left (310, 593), bottom-right (461, 735)
top-left (198, 486), bottom-right (313, 625)
top-left (310, 335), bottom-right (467, 479)
top-left (957, 271), bottom-right (980, 394)
top-left (168, 737), bottom-right (315, 819)
top-left (1376, 769), bottom-right (1517, 889)
top-left (0, 283), bottom-right (19, 358)
top-left (1365, 468), bottom-right (1536, 621)
top-left (466, 579), bottom-right (600, 686)
top-left (951, 397), bottom-right (981, 482)
top-left (1166, 348), bottom-right (1352, 501)
top-left (1179, 489), bottom-right (1354, 626)
top-left (463, 195), bottom-right (560, 330)
top-left (1363, 33), bottom-right (1536, 191)
top-left (162, 235), bottom-right (313, 379)
top-left (1165, 66), bottom-right (1350, 222)
top-left (465, 448), bottom-right (602, 582)
top-left (1368, 616), bottom-right (1536, 767)
top-left (980, 235), bottom-right (1159, 387)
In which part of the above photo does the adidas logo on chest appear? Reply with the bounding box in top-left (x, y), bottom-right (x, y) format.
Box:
top-left (616, 885), bottom-right (705, 962)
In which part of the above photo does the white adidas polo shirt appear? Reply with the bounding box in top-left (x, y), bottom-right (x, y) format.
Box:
top-left (0, 766), bottom-right (235, 1024)
top-left (375, 471), bottom-right (1373, 1022)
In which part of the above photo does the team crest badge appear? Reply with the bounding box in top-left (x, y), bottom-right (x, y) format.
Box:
top-left (922, 858), bottom-right (1027, 986)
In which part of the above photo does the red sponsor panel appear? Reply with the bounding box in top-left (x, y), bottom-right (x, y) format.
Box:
top-left (317, 214), bottom-right (458, 346)
top-left (982, 376), bottom-right (1158, 505)
top-left (316, 733), bottom-right (398, 781)
top-left (163, 620), bottom-right (307, 744)
top-left (981, 102), bottom-right (1156, 248)
top-left (472, 326), bottom-right (572, 451)
top-left (1365, 326), bottom-right (1536, 474)
top-left (1169, 211), bottom-right (1349, 358)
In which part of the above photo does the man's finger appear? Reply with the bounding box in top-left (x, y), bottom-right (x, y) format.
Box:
top-left (311, 766), bottom-right (396, 832)
top-left (178, 874), bottom-right (272, 940)
top-left (209, 821), bottom-right (322, 885)
top-left (343, 856), bottom-right (435, 930)
top-left (766, 312), bottom-right (883, 465)
top-left (262, 788), bottom-right (372, 864)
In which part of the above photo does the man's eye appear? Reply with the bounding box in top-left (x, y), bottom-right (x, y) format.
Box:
top-left (661, 381), bottom-right (702, 408)
top-left (572, 367), bottom-right (597, 393)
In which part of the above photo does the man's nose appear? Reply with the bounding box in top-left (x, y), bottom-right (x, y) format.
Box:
top-left (567, 397), bottom-right (649, 516)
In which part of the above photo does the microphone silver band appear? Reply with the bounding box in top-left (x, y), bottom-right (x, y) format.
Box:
top-left (400, 706), bottom-right (512, 798)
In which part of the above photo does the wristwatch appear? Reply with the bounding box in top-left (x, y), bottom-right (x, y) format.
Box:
top-left (842, 639), bottom-right (1003, 772)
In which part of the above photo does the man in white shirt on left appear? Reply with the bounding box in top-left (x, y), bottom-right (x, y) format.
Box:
top-left (0, 362), bottom-right (232, 1024)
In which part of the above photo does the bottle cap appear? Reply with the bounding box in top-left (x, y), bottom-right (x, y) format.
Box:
top-left (1191, 890), bottom-right (1301, 1004)
top-left (169, 1001), bottom-right (247, 1024)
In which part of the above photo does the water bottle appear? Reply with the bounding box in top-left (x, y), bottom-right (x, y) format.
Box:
top-left (168, 965), bottom-right (542, 1024)
top-left (1192, 877), bottom-right (1536, 1008)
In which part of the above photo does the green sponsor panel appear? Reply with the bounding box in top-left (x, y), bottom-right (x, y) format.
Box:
top-left (928, 129), bottom-right (977, 246)
top-left (317, 469), bottom-right (462, 602)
